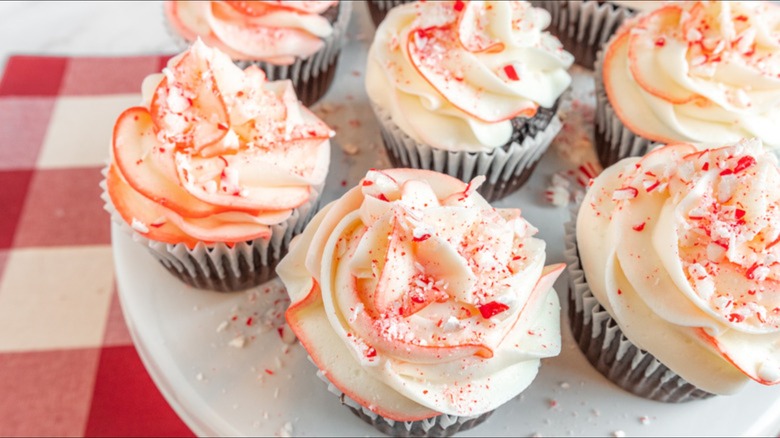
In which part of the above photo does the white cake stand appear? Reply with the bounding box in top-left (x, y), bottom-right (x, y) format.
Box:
top-left (113, 150), bottom-right (780, 437)
top-left (113, 3), bottom-right (780, 436)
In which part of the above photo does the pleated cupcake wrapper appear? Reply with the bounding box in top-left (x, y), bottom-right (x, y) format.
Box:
top-left (165, 2), bottom-right (351, 106)
top-left (101, 167), bottom-right (322, 292)
top-left (562, 200), bottom-right (715, 402)
top-left (313, 367), bottom-right (492, 437)
top-left (366, 0), bottom-right (412, 27)
top-left (593, 47), bottom-right (658, 168)
top-left (533, 0), bottom-right (636, 69)
top-left (372, 102), bottom-right (561, 202)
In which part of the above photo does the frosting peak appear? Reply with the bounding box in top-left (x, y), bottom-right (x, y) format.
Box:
top-left (603, 1), bottom-right (780, 149)
top-left (280, 169), bottom-right (562, 419)
top-left (107, 41), bottom-right (331, 246)
top-left (164, 1), bottom-right (339, 65)
top-left (366, 0), bottom-right (572, 152)
top-left (578, 139), bottom-right (780, 393)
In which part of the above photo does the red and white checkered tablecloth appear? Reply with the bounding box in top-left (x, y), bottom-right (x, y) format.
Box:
top-left (0, 54), bottom-right (194, 437)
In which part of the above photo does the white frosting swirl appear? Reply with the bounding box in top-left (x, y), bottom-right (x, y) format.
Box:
top-left (603, 1), bottom-right (780, 150)
top-left (164, 1), bottom-right (338, 65)
top-left (366, 0), bottom-right (573, 153)
top-left (577, 138), bottom-right (780, 393)
top-left (279, 169), bottom-right (562, 420)
top-left (106, 40), bottom-right (332, 246)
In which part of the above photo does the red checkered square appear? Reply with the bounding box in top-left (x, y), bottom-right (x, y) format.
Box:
top-left (60, 56), bottom-right (160, 96)
top-left (0, 348), bottom-right (101, 436)
top-left (0, 97), bottom-right (56, 170)
top-left (84, 346), bottom-right (194, 437)
top-left (0, 170), bottom-right (34, 249)
top-left (102, 285), bottom-right (133, 347)
top-left (0, 56), bottom-right (68, 96)
top-left (13, 167), bottom-right (110, 247)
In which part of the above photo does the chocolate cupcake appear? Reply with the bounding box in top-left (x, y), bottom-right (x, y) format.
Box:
top-left (103, 41), bottom-right (333, 292)
top-left (594, 1), bottom-right (780, 167)
top-left (279, 168), bottom-right (564, 436)
top-left (565, 139), bottom-right (780, 401)
top-left (164, 0), bottom-right (351, 106)
top-left (366, 0), bottom-right (573, 201)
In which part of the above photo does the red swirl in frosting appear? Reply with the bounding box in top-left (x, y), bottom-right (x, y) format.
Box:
top-left (578, 138), bottom-right (780, 392)
top-left (106, 40), bottom-right (332, 247)
top-left (366, 0), bottom-right (572, 151)
top-left (603, 1), bottom-right (780, 148)
top-left (165, 1), bottom-right (339, 65)
top-left (279, 168), bottom-right (563, 420)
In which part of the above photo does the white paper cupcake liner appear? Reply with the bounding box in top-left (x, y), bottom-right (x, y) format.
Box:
top-left (533, 0), bottom-right (637, 69)
top-left (366, 0), bottom-right (412, 27)
top-left (314, 367), bottom-right (492, 437)
top-left (372, 103), bottom-right (562, 202)
top-left (563, 201), bottom-right (715, 402)
top-left (101, 167), bottom-right (322, 292)
top-left (593, 48), bottom-right (656, 168)
top-left (165, 2), bottom-right (351, 106)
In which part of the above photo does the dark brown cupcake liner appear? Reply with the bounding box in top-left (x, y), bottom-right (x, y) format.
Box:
top-left (165, 2), bottom-right (351, 107)
top-left (563, 215), bottom-right (715, 402)
top-left (155, 195), bottom-right (321, 292)
top-left (366, 0), bottom-right (413, 27)
top-left (593, 48), bottom-right (656, 168)
top-left (533, 0), bottom-right (638, 70)
top-left (102, 168), bottom-right (322, 293)
top-left (372, 102), bottom-right (562, 202)
top-left (316, 369), bottom-right (493, 437)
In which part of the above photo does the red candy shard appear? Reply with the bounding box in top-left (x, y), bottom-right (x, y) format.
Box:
top-left (733, 156), bottom-right (756, 174)
top-left (477, 301), bottom-right (510, 319)
top-left (412, 233), bottom-right (432, 242)
top-left (504, 65), bottom-right (519, 81)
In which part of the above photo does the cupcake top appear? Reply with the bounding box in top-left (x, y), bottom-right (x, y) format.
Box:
top-left (577, 138), bottom-right (780, 394)
top-left (279, 168), bottom-right (563, 420)
top-left (366, 0), bottom-right (573, 153)
top-left (106, 40), bottom-right (333, 247)
top-left (602, 1), bottom-right (780, 150)
top-left (164, 1), bottom-right (340, 65)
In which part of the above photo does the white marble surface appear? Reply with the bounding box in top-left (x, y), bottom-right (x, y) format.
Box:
top-left (0, 1), bottom-right (178, 72)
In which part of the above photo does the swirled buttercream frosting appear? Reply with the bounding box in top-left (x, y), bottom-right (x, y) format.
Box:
top-left (279, 168), bottom-right (563, 420)
top-left (106, 40), bottom-right (332, 247)
top-left (577, 138), bottom-right (780, 394)
top-left (164, 1), bottom-right (339, 65)
top-left (602, 1), bottom-right (780, 149)
top-left (366, 0), bottom-right (573, 153)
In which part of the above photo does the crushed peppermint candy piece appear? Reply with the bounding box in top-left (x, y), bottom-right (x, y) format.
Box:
top-left (276, 421), bottom-right (293, 438)
top-left (228, 335), bottom-right (246, 348)
top-left (340, 142), bottom-right (359, 155)
top-left (545, 185), bottom-right (570, 207)
top-left (612, 187), bottom-right (639, 200)
top-left (131, 218), bottom-right (149, 233)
